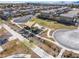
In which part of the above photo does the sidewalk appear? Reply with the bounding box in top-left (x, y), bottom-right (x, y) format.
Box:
top-left (2, 24), bottom-right (53, 58)
top-left (56, 49), bottom-right (65, 58)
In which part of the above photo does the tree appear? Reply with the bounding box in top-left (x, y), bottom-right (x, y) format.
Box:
top-left (29, 39), bottom-right (34, 43)
top-left (8, 15), bottom-right (13, 21)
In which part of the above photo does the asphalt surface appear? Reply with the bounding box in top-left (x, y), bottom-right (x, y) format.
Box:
top-left (53, 29), bottom-right (79, 51)
top-left (13, 15), bottom-right (33, 24)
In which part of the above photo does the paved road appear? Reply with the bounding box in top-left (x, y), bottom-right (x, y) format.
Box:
top-left (2, 24), bottom-right (53, 58)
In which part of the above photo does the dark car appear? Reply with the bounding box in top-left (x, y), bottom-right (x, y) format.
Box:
top-left (0, 38), bottom-right (8, 45)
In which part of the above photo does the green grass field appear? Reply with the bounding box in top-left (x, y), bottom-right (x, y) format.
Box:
top-left (0, 18), bottom-right (3, 24)
top-left (31, 18), bottom-right (77, 30)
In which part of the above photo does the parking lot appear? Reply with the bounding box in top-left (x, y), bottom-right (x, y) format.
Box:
top-left (53, 29), bottom-right (79, 51)
top-left (13, 15), bottom-right (33, 24)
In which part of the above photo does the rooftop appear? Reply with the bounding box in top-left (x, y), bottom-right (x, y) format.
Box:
top-left (13, 15), bottom-right (33, 24)
top-left (41, 9), bottom-right (57, 13)
top-left (25, 21), bottom-right (36, 28)
top-left (60, 9), bottom-right (79, 18)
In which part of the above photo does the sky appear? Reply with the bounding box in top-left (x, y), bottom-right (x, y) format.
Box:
top-left (0, 0), bottom-right (79, 3)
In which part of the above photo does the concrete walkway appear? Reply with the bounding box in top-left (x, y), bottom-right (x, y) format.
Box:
top-left (2, 24), bottom-right (53, 58)
top-left (13, 23), bottom-right (59, 49)
top-left (11, 21), bottom-right (68, 58)
top-left (8, 36), bottom-right (17, 41)
top-left (6, 54), bottom-right (31, 58)
top-left (47, 29), bottom-right (52, 38)
top-left (56, 49), bottom-right (65, 58)
top-left (0, 46), bottom-right (4, 52)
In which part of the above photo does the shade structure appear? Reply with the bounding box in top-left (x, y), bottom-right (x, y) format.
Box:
top-left (53, 29), bottom-right (79, 51)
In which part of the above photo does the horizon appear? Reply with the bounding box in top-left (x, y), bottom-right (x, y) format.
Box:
top-left (0, 0), bottom-right (78, 3)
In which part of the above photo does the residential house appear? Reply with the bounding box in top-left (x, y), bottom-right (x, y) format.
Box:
top-left (59, 9), bottom-right (79, 25)
top-left (38, 9), bottom-right (57, 19)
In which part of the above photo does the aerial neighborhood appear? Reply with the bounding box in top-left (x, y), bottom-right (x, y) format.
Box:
top-left (0, 2), bottom-right (79, 58)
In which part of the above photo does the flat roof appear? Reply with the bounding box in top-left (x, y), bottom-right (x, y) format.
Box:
top-left (13, 15), bottom-right (33, 24)
top-left (57, 7), bottom-right (68, 10)
top-left (41, 9), bottom-right (57, 13)
top-left (25, 21), bottom-right (36, 28)
top-left (60, 9), bottom-right (79, 18)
